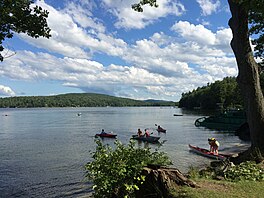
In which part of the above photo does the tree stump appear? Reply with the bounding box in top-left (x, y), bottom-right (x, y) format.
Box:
top-left (135, 165), bottom-right (199, 198)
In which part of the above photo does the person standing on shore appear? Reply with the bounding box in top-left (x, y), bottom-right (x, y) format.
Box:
top-left (208, 138), bottom-right (219, 155)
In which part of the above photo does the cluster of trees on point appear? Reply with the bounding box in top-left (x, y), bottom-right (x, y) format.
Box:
top-left (179, 77), bottom-right (242, 110)
top-left (0, 93), bottom-right (176, 108)
top-left (179, 74), bottom-right (264, 110)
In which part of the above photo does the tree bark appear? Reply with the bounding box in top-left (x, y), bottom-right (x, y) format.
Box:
top-left (228, 0), bottom-right (264, 158)
top-left (135, 165), bottom-right (198, 198)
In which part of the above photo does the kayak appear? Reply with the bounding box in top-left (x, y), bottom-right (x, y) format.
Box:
top-left (188, 144), bottom-right (227, 160)
top-left (95, 133), bottom-right (117, 138)
top-left (156, 128), bottom-right (166, 133)
top-left (131, 135), bottom-right (160, 143)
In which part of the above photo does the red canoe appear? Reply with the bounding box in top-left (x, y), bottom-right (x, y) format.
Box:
top-left (188, 144), bottom-right (227, 160)
top-left (95, 133), bottom-right (117, 138)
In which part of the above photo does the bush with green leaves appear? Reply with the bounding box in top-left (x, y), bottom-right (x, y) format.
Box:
top-left (224, 161), bottom-right (264, 182)
top-left (85, 139), bottom-right (172, 198)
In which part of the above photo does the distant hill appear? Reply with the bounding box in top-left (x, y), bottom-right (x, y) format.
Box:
top-left (144, 99), bottom-right (178, 106)
top-left (0, 93), bottom-right (176, 108)
top-left (144, 99), bottom-right (170, 103)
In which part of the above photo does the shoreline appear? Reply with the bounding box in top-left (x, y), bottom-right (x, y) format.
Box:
top-left (220, 142), bottom-right (250, 156)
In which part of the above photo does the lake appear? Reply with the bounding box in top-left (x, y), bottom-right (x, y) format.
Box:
top-left (0, 107), bottom-right (247, 197)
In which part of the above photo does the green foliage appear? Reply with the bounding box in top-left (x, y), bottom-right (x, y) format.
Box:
top-left (188, 161), bottom-right (264, 183)
top-left (240, 0), bottom-right (264, 62)
top-left (189, 166), bottom-right (217, 180)
top-left (85, 139), bottom-right (172, 198)
top-left (0, 0), bottom-right (51, 61)
top-left (224, 161), bottom-right (264, 182)
top-left (0, 93), bottom-right (176, 107)
top-left (179, 74), bottom-right (264, 110)
top-left (179, 76), bottom-right (243, 110)
top-left (132, 0), bottom-right (158, 12)
top-left (230, 0), bottom-right (264, 63)
top-left (187, 166), bottom-right (202, 179)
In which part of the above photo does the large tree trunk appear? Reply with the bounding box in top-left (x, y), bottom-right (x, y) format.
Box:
top-left (228, 0), bottom-right (264, 161)
top-left (135, 165), bottom-right (198, 198)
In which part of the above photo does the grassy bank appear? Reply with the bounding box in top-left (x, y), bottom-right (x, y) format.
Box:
top-left (171, 179), bottom-right (264, 198)
top-left (171, 161), bottom-right (264, 198)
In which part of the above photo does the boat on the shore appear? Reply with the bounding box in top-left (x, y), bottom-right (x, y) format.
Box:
top-left (95, 132), bottom-right (117, 138)
top-left (194, 109), bottom-right (246, 131)
top-left (188, 144), bottom-right (227, 160)
top-left (131, 135), bottom-right (160, 143)
top-left (173, 114), bottom-right (183, 116)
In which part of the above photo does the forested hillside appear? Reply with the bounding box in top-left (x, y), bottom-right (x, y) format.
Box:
top-left (0, 93), bottom-right (176, 108)
top-left (179, 77), bottom-right (242, 110)
top-left (179, 75), bottom-right (264, 110)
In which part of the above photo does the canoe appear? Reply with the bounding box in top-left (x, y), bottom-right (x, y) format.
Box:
top-left (131, 135), bottom-right (160, 143)
top-left (188, 144), bottom-right (227, 160)
top-left (95, 133), bottom-right (117, 138)
top-left (156, 128), bottom-right (166, 133)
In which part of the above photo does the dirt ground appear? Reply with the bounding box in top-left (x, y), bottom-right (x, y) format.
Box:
top-left (197, 180), bottom-right (232, 192)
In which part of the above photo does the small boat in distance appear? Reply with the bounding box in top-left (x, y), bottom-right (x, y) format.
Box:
top-left (173, 114), bottom-right (183, 116)
top-left (188, 144), bottom-right (227, 160)
top-left (95, 132), bottom-right (117, 138)
top-left (131, 135), bottom-right (160, 143)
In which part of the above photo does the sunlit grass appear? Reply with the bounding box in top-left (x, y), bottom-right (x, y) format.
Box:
top-left (170, 179), bottom-right (264, 198)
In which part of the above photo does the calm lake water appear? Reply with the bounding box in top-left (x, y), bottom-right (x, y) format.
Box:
top-left (0, 107), bottom-right (248, 197)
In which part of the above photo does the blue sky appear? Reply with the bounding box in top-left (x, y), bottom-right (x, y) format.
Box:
top-left (0, 0), bottom-right (238, 101)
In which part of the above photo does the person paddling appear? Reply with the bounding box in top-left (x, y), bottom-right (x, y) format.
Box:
top-left (137, 128), bottom-right (143, 137)
top-left (144, 129), bottom-right (150, 137)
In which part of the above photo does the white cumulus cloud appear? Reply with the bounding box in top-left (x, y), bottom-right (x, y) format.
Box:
top-left (0, 85), bottom-right (16, 96)
top-left (171, 21), bottom-right (216, 45)
top-left (102, 0), bottom-right (185, 29)
top-left (0, 1), bottom-right (238, 101)
top-left (196, 0), bottom-right (220, 16)
top-left (20, 0), bottom-right (127, 59)
top-left (171, 21), bottom-right (232, 53)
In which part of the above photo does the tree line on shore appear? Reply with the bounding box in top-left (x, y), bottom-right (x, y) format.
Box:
top-left (0, 93), bottom-right (176, 108)
top-left (179, 75), bottom-right (264, 110)
top-left (3, 75), bottom-right (264, 109)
